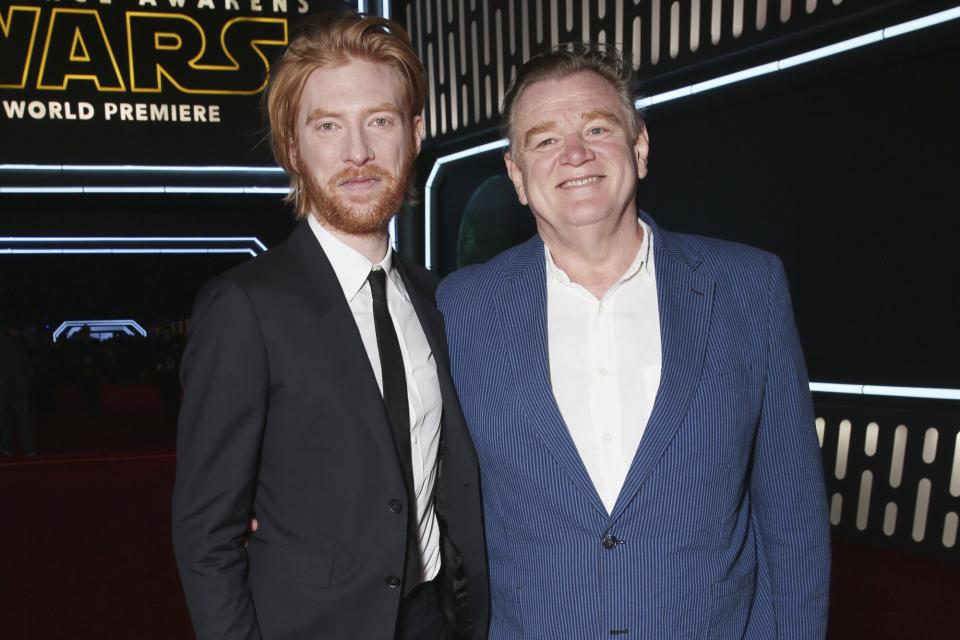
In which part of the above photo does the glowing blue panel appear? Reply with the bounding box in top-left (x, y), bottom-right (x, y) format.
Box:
top-left (53, 319), bottom-right (148, 342)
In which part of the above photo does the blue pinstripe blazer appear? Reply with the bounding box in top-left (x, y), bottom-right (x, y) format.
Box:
top-left (436, 214), bottom-right (831, 639)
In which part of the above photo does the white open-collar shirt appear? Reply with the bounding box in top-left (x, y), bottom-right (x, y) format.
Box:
top-left (309, 216), bottom-right (441, 583)
top-left (545, 219), bottom-right (663, 514)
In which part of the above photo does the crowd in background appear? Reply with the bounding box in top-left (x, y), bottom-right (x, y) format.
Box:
top-left (0, 324), bottom-right (187, 455)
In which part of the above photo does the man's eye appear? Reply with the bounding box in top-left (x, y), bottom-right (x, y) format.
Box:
top-left (316, 122), bottom-right (336, 131)
top-left (372, 117), bottom-right (389, 127)
top-left (587, 126), bottom-right (606, 135)
top-left (535, 138), bottom-right (556, 149)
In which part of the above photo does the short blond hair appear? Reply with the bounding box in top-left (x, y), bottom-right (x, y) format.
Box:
top-left (266, 12), bottom-right (426, 218)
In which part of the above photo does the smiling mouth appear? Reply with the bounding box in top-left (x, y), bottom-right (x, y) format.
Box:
top-left (558, 175), bottom-right (604, 189)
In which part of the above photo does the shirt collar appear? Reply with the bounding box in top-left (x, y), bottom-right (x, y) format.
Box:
top-left (544, 218), bottom-right (654, 286)
top-left (308, 215), bottom-right (406, 302)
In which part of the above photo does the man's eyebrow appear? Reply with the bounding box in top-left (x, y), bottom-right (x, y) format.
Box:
top-left (523, 121), bottom-right (558, 147)
top-left (365, 102), bottom-right (402, 115)
top-left (582, 109), bottom-right (622, 125)
top-left (304, 108), bottom-right (340, 124)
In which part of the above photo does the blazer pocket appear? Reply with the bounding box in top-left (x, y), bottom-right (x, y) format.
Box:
top-left (707, 568), bottom-right (755, 640)
top-left (248, 539), bottom-right (335, 588)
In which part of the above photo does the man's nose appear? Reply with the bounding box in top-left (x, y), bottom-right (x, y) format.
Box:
top-left (560, 134), bottom-right (594, 166)
top-left (342, 129), bottom-right (375, 166)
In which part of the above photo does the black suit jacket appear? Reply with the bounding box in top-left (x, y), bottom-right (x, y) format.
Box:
top-left (172, 221), bottom-right (489, 640)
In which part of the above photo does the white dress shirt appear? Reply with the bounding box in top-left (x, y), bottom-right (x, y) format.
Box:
top-left (545, 219), bottom-right (662, 514)
top-left (309, 216), bottom-right (442, 583)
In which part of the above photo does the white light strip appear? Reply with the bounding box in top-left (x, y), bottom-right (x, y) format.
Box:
top-left (0, 186), bottom-right (291, 195)
top-left (883, 6), bottom-right (960, 38)
top-left (2, 235), bottom-right (266, 246)
top-left (778, 31), bottom-right (884, 69)
top-left (0, 248), bottom-right (256, 256)
top-left (0, 164), bottom-right (285, 174)
top-left (422, 4), bottom-right (960, 269)
top-left (810, 382), bottom-right (960, 401)
top-left (0, 236), bottom-right (267, 255)
top-left (636, 5), bottom-right (960, 108)
top-left (690, 61), bottom-right (781, 93)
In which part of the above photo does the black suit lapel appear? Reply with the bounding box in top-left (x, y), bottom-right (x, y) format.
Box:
top-left (394, 256), bottom-right (477, 487)
top-left (285, 221), bottom-right (398, 462)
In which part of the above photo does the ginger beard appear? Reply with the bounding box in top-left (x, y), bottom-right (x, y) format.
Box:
top-left (302, 147), bottom-right (415, 236)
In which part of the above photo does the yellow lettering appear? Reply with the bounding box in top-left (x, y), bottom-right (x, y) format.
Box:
top-left (37, 8), bottom-right (125, 91)
top-left (0, 6), bottom-right (42, 89)
top-left (126, 13), bottom-right (287, 95)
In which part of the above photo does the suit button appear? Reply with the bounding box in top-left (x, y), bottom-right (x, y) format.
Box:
top-left (602, 535), bottom-right (619, 550)
top-left (388, 499), bottom-right (403, 513)
top-left (386, 575), bottom-right (401, 588)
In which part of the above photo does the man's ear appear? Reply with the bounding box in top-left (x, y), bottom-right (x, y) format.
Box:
top-left (504, 150), bottom-right (528, 205)
top-left (635, 123), bottom-right (650, 179)
top-left (413, 115), bottom-right (425, 156)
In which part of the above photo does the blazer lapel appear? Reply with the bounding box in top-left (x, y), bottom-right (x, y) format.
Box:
top-left (394, 256), bottom-right (479, 487)
top-left (286, 221), bottom-right (397, 462)
top-left (497, 236), bottom-right (607, 516)
top-left (610, 219), bottom-right (715, 521)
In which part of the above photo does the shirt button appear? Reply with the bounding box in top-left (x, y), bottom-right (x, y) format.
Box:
top-left (388, 499), bottom-right (403, 513)
top-left (603, 433), bottom-right (613, 443)
top-left (599, 367), bottom-right (608, 376)
top-left (602, 535), bottom-right (619, 550)
top-left (385, 575), bottom-right (401, 588)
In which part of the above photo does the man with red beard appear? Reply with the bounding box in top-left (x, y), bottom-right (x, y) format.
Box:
top-left (172, 13), bottom-right (488, 640)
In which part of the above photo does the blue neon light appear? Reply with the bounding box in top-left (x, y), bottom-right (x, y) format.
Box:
top-left (53, 319), bottom-right (148, 343)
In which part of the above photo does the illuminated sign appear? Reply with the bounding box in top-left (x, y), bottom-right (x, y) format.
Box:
top-left (0, 0), bottom-right (354, 165)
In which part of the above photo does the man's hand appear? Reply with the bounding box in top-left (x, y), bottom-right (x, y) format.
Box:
top-left (244, 518), bottom-right (259, 547)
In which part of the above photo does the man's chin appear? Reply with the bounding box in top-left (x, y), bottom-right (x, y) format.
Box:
top-left (314, 200), bottom-right (395, 236)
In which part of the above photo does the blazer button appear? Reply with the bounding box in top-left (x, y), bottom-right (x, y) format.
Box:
top-left (388, 499), bottom-right (403, 513)
top-left (386, 575), bottom-right (402, 588)
top-left (602, 535), bottom-right (620, 550)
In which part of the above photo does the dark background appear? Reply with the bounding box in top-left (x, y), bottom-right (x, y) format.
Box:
top-left (427, 21), bottom-right (960, 389)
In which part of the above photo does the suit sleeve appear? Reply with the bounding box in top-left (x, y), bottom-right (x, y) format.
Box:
top-left (750, 257), bottom-right (831, 639)
top-left (172, 278), bottom-right (268, 640)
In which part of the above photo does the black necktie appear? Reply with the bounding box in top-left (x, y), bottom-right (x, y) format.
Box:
top-left (368, 266), bottom-right (421, 593)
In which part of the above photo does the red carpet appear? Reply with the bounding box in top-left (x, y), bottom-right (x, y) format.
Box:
top-left (1, 451), bottom-right (957, 638)
top-left (0, 452), bottom-right (191, 640)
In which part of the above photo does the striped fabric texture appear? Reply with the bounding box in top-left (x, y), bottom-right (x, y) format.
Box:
top-left (436, 213), bottom-right (831, 639)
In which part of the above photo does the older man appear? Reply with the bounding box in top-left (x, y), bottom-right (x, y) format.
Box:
top-left (438, 47), bottom-right (830, 639)
top-left (172, 13), bottom-right (487, 640)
